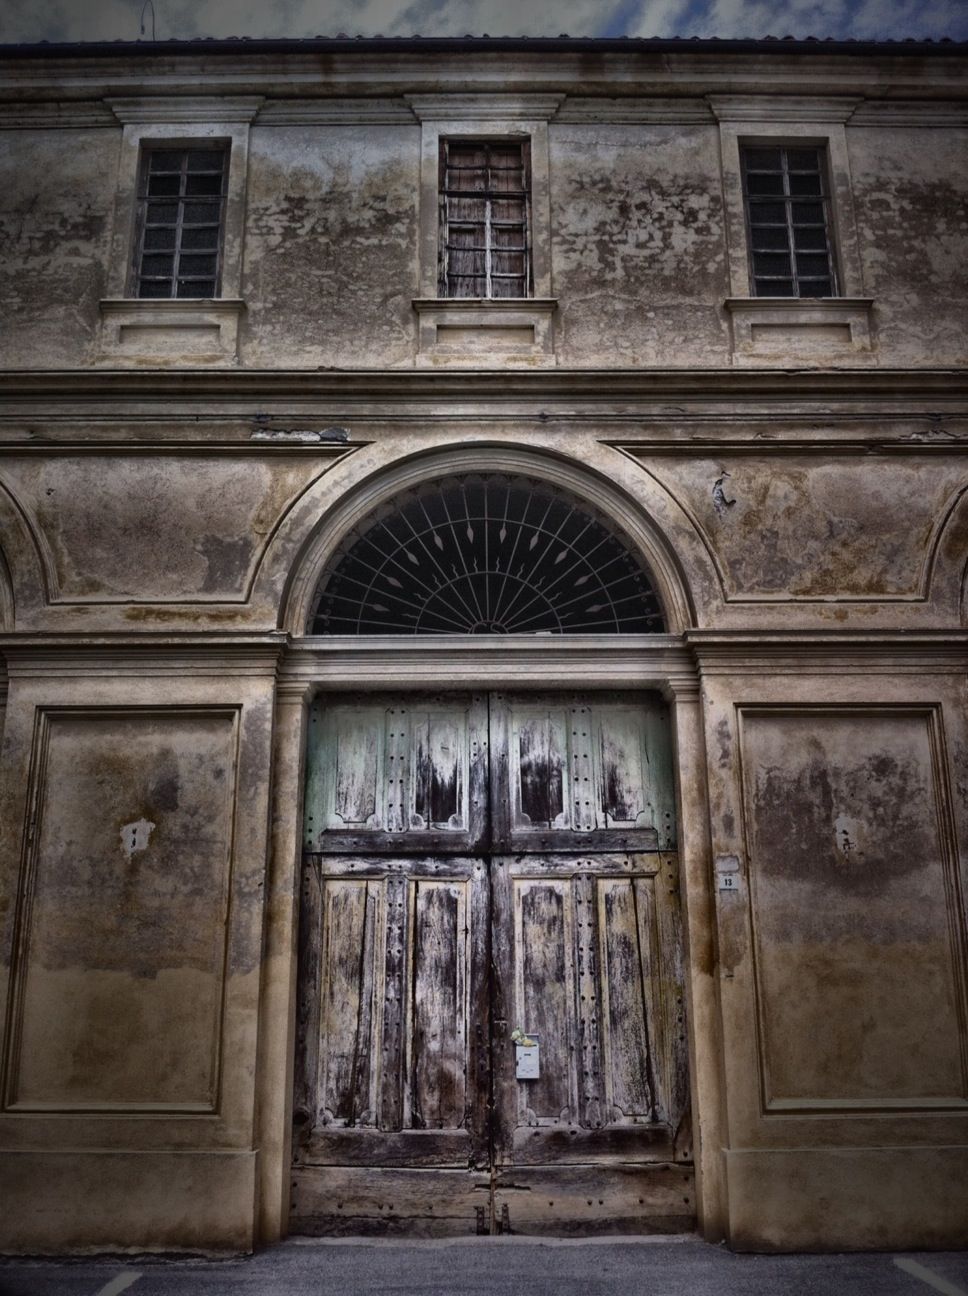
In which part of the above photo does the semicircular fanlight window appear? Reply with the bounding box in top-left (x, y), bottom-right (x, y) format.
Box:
top-left (310, 474), bottom-right (666, 635)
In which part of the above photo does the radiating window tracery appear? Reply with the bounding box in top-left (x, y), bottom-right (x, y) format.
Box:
top-left (310, 474), bottom-right (666, 635)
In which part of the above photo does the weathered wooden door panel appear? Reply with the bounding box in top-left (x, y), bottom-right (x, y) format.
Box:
top-left (294, 690), bottom-right (690, 1237)
top-left (491, 1164), bottom-right (695, 1237)
top-left (290, 1166), bottom-right (492, 1237)
top-left (304, 694), bottom-right (488, 852)
top-left (490, 853), bottom-right (687, 1169)
top-left (490, 693), bottom-right (677, 852)
top-left (294, 854), bottom-right (489, 1170)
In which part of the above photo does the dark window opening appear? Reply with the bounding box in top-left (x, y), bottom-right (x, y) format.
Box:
top-left (134, 146), bottom-right (228, 299)
top-left (311, 474), bottom-right (666, 635)
top-left (439, 139), bottom-right (531, 299)
top-left (741, 145), bottom-right (838, 298)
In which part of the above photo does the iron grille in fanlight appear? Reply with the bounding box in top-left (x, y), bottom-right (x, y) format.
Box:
top-left (310, 474), bottom-right (666, 635)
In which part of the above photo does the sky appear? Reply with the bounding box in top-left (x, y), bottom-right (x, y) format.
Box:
top-left (1, 0), bottom-right (966, 44)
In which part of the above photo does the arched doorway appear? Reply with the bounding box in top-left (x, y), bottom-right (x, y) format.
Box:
top-left (284, 464), bottom-right (698, 1236)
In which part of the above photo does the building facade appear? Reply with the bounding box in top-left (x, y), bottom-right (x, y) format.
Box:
top-left (0, 35), bottom-right (967, 1253)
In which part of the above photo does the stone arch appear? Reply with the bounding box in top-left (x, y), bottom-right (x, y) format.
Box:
top-left (0, 544), bottom-right (14, 634)
top-left (925, 483), bottom-right (968, 626)
top-left (279, 444), bottom-right (700, 637)
top-left (0, 475), bottom-right (50, 629)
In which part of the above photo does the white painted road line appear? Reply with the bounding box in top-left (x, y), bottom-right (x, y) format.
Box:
top-left (92, 1273), bottom-right (141, 1296)
top-left (895, 1258), bottom-right (968, 1296)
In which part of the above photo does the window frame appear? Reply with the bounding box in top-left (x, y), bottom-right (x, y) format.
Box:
top-left (131, 143), bottom-right (230, 301)
top-left (709, 104), bottom-right (866, 300)
top-left (437, 137), bottom-right (533, 300)
top-left (407, 95), bottom-right (559, 365)
top-left (740, 144), bottom-right (840, 299)
top-left (98, 99), bottom-right (260, 365)
top-left (710, 102), bottom-right (873, 360)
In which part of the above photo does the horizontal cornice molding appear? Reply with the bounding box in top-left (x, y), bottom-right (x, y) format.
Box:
top-left (5, 93), bottom-right (961, 131)
top-left (5, 47), bottom-right (966, 104)
top-left (1, 368), bottom-right (967, 407)
top-left (283, 634), bottom-right (698, 695)
top-left (847, 99), bottom-right (968, 126)
top-left (555, 96), bottom-right (713, 123)
top-left (708, 94), bottom-right (861, 122)
top-left (405, 93), bottom-right (564, 121)
top-left (1, 632), bottom-right (288, 676)
top-left (0, 99), bottom-right (117, 128)
top-left (687, 630), bottom-right (968, 673)
top-left (255, 97), bottom-right (416, 125)
top-left (106, 94), bottom-right (264, 123)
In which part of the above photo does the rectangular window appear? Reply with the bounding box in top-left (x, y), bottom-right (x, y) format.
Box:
top-left (134, 146), bottom-right (228, 299)
top-left (741, 146), bottom-right (838, 298)
top-left (439, 139), bottom-right (531, 298)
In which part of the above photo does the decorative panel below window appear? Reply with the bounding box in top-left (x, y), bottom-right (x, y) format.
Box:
top-left (135, 147), bottom-right (228, 299)
top-left (311, 474), bottom-right (667, 635)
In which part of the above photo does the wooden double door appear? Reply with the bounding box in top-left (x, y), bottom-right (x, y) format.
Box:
top-left (291, 692), bottom-right (692, 1236)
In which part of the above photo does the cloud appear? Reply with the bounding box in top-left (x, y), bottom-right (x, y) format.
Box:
top-left (1, 0), bottom-right (965, 42)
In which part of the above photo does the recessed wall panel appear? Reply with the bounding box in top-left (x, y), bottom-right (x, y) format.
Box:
top-left (741, 708), bottom-right (967, 1109)
top-left (7, 709), bottom-right (238, 1111)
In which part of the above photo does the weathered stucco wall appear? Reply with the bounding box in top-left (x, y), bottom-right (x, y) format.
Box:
top-left (0, 452), bottom-right (342, 613)
top-left (2, 105), bottom-right (967, 372)
top-left (849, 126), bottom-right (968, 367)
top-left (0, 127), bottom-right (117, 367)
top-left (241, 126), bottom-right (419, 367)
top-left (702, 661), bottom-right (968, 1250)
top-left (0, 657), bottom-right (278, 1251)
top-left (549, 124), bottom-right (730, 367)
top-left (640, 452), bottom-right (968, 605)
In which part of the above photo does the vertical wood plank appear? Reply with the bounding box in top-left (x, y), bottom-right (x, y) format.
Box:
top-left (574, 871), bottom-right (605, 1129)
top-left (653, 853), bottom-right (689, 1139)
top-left (599, 709), bottom-right (648, 828)
top-left (348, 883), bottom-right (380, 1125)
top-left (414, 712), bottom-right (463, 829)
top-left (489, 695), bottom-right (512, 851)
top-left (569, 704), bottom-right (598, 831)
top-left (516, 712), bottom-right (565, 828)
top-left (430, 715), bottom-right (462, 827)
top-left (319, 881), bottom-right (371, 1124)
top-left (644, 706), bottom-right (678, 850)
top-left (379, 873), bottom-right (408, 1130)
top-left (599, 875), bottom-right (656, 1123)
top-left (332, 712), bottom-right (381, 827)
top-left (411, 881), bottom-right (467, 1130)
top-left (632, 872), bottom-right (667, 1122)
top-left (303, 701), bottom-right (325, 849)
top-left (517, 878), bottom-right (577, 1123)
top-left (293, 855), bottom-right (322, 1129)
top-left (489, 851), bottom-right (515, 1165)
top-left (468, 702), bottom-right (488, 852)
top-left (467, 859), bottom-right (491, 1168)
top-left (385, 706), bottom-right (408, 833)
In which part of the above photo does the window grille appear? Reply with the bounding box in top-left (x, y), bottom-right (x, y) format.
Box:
top-left (134, 147), bottom-right (228, 299)
top-left (741, 146), bottom-right (837, 298)
top-left (311, 474), bottom-right (666, 635)
top-left (439, 140), bottom-right (531, 298)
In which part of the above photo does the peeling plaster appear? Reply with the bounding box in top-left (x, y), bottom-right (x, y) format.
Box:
top-left (120, 817), bottom-right (155, 858)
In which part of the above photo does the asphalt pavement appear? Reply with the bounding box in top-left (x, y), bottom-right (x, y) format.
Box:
top-left (1, 1237), bottom-right (968, 1296)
